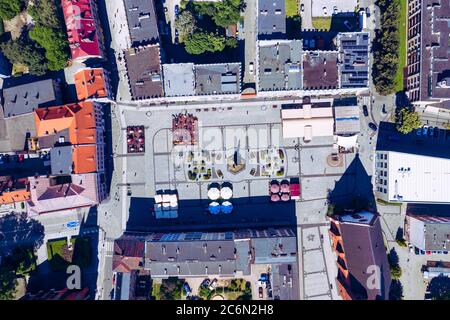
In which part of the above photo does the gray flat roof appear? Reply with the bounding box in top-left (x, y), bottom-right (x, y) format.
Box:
top-left (2, 79), bottom-right (60, 118)
top-left (162, 63), bottom-right (195, 97)
top-left (50, 145), bottom-right (73, 175)
top-left (334, 105), bottom-right (360, 134)
top-left (258, 0), bottom-right (286, 39)
top-left (124, 0), bottom-right (159, 46)
top-left (195, 63), bottom-right (241, 95)
top-left (337, 32), bottom-right (370, 88)
top-left (258, 40), bottom-right (302, 91)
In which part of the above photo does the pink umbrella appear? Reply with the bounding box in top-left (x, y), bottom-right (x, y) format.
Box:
top-left (281, 193), bottom-right (290, 201)
top-left (280, 183), bottom-right (290, 193)
top-left (270, 183), bottom-right (280, 193)
top-left (271, 194), bottom-right (280, 202)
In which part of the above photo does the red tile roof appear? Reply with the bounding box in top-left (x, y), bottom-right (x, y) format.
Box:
top-left (74, 68), bottom-right (108, 100)
top-left (62, 0), bottom-right (102, 60)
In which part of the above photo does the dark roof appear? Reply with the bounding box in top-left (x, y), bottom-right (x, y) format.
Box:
top-left (258, 0), bottom-right (286, 39)
top-left (376, 121), bottom-right (450, 159)
top-left (337, 32), bottom-right (370, 88)
top-left (0, 52), bottom-right (12, 77)
top-left (2, 79), bottom-right (61, 118)
top-left (337, 214), bottom-right (391, 300)
top-left (124, 45), bottom-right (163, 99)
top-left (194, 64), bottom-right (241, 95)
top-left (124, 0), bottom-right (159, 46)
top-left (407, 203), bottom-right (450, 217)
top-left (302, 51), bottom-right (338, 90)
top-left (418, 0), bottom-right (450, 101)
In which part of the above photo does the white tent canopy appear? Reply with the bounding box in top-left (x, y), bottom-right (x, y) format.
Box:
top-left (220, 187), bottom-right (233, 200)
top-left (337, 135), bottom-right (358, 149)
top-left (207, 187), bottom-right (220, 200)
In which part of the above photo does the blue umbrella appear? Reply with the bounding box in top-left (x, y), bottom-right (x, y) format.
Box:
top-left (209, 202), bottom-right (220, 215)
top-left (221, 201), bottom-right (233, 214)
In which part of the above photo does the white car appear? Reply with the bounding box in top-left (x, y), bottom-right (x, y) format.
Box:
top-left (209, 278), bottom-right (218, 290)
top-left (248, 62), bottom-right (254, 74)
top-left (301, 4), bottom-right (304, 12)
top-left (323, 7), bottom-right (327, 15)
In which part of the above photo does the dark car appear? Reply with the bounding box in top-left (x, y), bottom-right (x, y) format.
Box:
top-left (201, 278), bottom-right (210, 288)
top-left (174, 5), bottom-right (179, 15)
top-left (258, 287), bottom-right (263, 299)
top-left (362, 105), bottom-right (369, 117)
top-left (183, 283), bottom-right (191, 296)
top-left (175, 29), bottom-right (179, 37)
top-left (174, 36), bottom-right (179, 44)
top-left (368, 122), bottom-right (378, 132)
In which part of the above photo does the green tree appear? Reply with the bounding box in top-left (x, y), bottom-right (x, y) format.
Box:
top-left (0, 39), bottom-right (48, 75)
top-left (0, 265), bottom-right (17, 300)
top-left (28, 0), bottom-right (62, 29)
top-left (428, 275), bottom-right (450, 300)
top-left (175, 10), bottom-right (196, 39)
top-left (0, 0), bottom-right (24, 20)
top-left (396, 108), bottom-right (421, 134)
top-left (29, 25), bottom-right (69, 71)
top-left (212, 0), bottom-right (242, 27)
top-left (226, 37), bottom-right (237, 48)
top-left (184, 32), bottom-right (226, 55)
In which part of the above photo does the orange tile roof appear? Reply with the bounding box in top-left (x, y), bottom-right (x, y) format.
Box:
top-left (74, 68), bottom-right (108, 100)
top-left (0, 189), bottom-right (31, 204)
top-left (72, 145), bottom-right (97, 174)
top-left (34, 102), bottom-right (97, 144)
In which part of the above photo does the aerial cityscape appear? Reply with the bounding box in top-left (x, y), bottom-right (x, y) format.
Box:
top-left (0, 0), bottom-right (449, 304)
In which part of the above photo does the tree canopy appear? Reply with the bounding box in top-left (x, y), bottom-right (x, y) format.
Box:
top-left (184, 32), bottom-right (226, 55)
top-left (0, 0), bottom-right (24, 20)
top-left (175, 10), bottom-right (197, 38)
top-left (373, 0), bottom-right (401, 96)
top-left (0, 265), bottom-right (17, 300)
top-left (0, 39), bottom-right (48, 75)
top-left (396, 108), bottom-right (421, 134)
top-left (29, 25), bottom-right (69, 71)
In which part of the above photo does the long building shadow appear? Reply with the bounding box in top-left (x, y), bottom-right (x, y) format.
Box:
top-left (126, 195), bottom-right (297, 233)
top-left (328, 154), bottom-right (376, 214)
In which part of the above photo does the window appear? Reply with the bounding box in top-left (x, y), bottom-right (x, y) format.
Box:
top-left (383, 188), bottom-right (387, 193)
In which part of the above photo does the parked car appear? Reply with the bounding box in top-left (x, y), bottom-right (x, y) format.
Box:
top-left (174, 5), bottom-right (179, 15)
top-left (0, 155), bottom-right (4, 165)
top-left (201, 278), bottom-right (210, 288)
top-left (323, 7), bottom-right (327, 15)
top-left (414, 247), bottom-right (420, 255)
top-left (301, 4), bottom-right (304, 12)
top-left (434, 127), bottom-right (439, 137)
top-left (333, 6), bottom-right (338, 14)
top-left (423, 125), bottom-right (429, 135)
top-left (174, 36), bottom-right (179, 44)
top-left (366, 7), bottom-right (370, 17)
top-left (258, 287), bottom-right (263, 299)
top-left (420, 249), bottom-right (426, 255)
top-left (408, 245), bottom-right (414, 253)
top-left (259, 273), bottom-right (269, 282)
top-left (368, 122), bottom-right (378, 132)
top-left (18, 154), bottom-right (25, 162)
top-left (443, 251), bottom-right (449, 254)
top-left (429, 126), bottom-right (434, 136)
top-left (183, 283), bottom-right (191, 296)
top-left (416, 127), bottom-right (422, 136)
top-left (344, 20), bottom-right (352, 31)
top-left (164, 7), bottom-right (168, 12)
top-left (175, 29), bottom-right (179, 37)
top-left (209, 278), bottom-right (218, 290)
top-left (362, 105), bottom-right (369, 117)
top-left (248, 62), bottom-right (254, 74)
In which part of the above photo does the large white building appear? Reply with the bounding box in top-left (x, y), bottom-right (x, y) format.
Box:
top-left (375, 151), bottom-right (450, 203)
top-left (375, 122), bottom-right (450, 203)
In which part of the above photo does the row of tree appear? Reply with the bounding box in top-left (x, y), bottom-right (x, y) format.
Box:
top-left (372, 0), bottom-right (401, 95)
top-left (0, 0), bottom-right (69, 75)
top-left (0, 0), bottom-right (25, 20)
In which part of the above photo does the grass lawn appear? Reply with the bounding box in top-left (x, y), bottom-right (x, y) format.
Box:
top-left (312, 17), bottom-right (332, 30)
top-left (47, 237), bottom-right (91, 271)
top-left (285, 0), bottom-right (298, 18)
top-left (395, 0), bottom-right (407, 92)
top-left (152, 283), bottom-right (161, 300)
top-left (12, 63), bottom-right (29, 76)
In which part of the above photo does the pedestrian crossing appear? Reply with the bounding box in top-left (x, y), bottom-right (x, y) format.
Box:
top-left (105, 240), bottom-right (115, 255)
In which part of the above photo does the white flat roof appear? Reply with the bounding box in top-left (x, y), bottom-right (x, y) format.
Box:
top-left (386, 151), bottom-right (450, 203)
top-left (282, 118), bottom-right (334, 138)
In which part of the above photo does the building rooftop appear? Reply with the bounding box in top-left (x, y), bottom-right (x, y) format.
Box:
top-left (331, 213), bottom-right (391, 300)
top-left (407, 214), bottom-right (450, 251)
top-left (334, 104), bottom-right (360, 135)
top-left (281, 100), bottom-right (334, 139)
top-left (302, 51), bottom-right (339, 90)
top-left (194, 63), bottom-right (241, 95)
top-left (27, 173), bottom-right (98, 216)
top-left (34, 102), bottom-right (98, 146)
top-left (162, 63), bottom-right (195, 97)
top-left (337, 32), bottom-right (370, 88)
top-left (125, 45), bottom-right (163, 99)
top-left (124, 0), bottom-right (159, 46)
top-left (0, 176), bottom-right (30, 204)
top-left (62, 0), bottom-right (102, 60)
top-left (258, 0), bottom-right (286, 39)
top-left (418, 0), bottom-right (450, 101)
top-left (258, 40), bottom-right (302, 91)
top-left (74, 68), bottom-right (109, 100)
top-left (50, 145), bottom-right (73, 175)
top-left (2, 79), bottom-right (61, 118)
